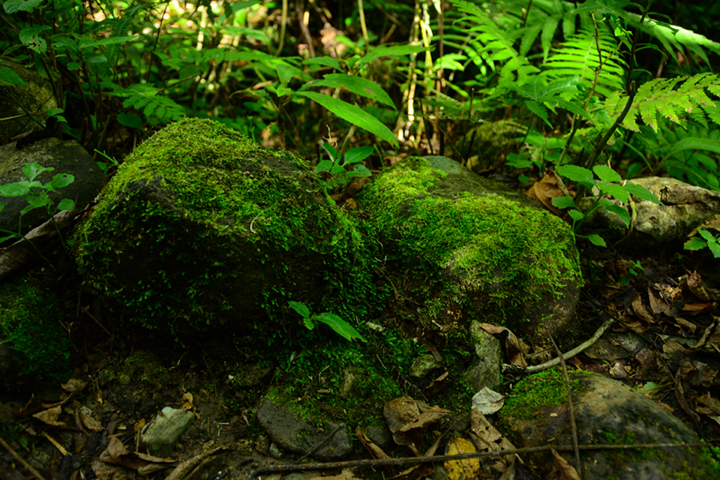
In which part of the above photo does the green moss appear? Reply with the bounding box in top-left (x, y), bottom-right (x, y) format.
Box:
top-left (0, 276), bottom-right (71, 383)
top-left (358, 156), bottom-right (582, 326)
top-left (71, 118), bottom-right (384, 334)
top-left (502, 367), bottom-right (586, 419)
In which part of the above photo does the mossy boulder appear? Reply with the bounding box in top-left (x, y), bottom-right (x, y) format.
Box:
top-left (357, 156), bottom-right (582, 338)
top-left (71, 118), bottom-right (378, 334)
top-left (0, 276), bottom-right (71, 386)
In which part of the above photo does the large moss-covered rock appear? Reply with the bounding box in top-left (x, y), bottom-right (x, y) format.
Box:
top-left (357, 156), bottom-right (581, 337)
top-left (72, 118), bottom-right (377, 333)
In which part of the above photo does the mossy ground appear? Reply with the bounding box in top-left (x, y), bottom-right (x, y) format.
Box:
top-left (0, 275), bottom-right (71, 383)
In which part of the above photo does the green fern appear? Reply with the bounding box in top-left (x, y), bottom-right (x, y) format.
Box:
top-left (544, 25), bottom-right (626, 98)
top-left (450, 0), bottom-right (539, 84)
top-left (110, 84), bottom-right (185, 123)
top-left (604, 73), bottom-right (720, 132)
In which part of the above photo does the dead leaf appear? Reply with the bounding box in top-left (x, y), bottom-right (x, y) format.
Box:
top-left (468, 408), bottom-right (515, 473)
top-left (356, 428), bottom-right (390, 460)
top-left (61, 378), bottom-right (87, 393)
top-left (33, 405), bottom-right (71, 429)
top-left (687, 271), bottom-right (720, 302)
top-left (481, 323), bottom-right (528, 367)
top-left (524, 171), bottom-right (569, 216)
top-left (550, 446), bottom-right (581, 480)
top-left (672, 315), bottom-right (697, 333)
top-left (631, 296), bottom-right (654, 323)
top-left (444, 438), bottom-right (480, 480)
top-left (471, 388), bottom-right (505, 415)
top-left (648, 287), bottom-right (672, 316)
top-left (682, 303), bottom-right (714, 315)
top-left (693, 318), bottom-right (720, 352)
top-left (79, 406), bottom-right (103, 432)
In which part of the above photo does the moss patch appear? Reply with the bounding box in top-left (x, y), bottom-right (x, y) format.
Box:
top-left (357, 156), bottom-right (581, 328)
top-left (71, 118), bottom-right (383, 334)
top-left (0, 276), bottom-right (71, 384)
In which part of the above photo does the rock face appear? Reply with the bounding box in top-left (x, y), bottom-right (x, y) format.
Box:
top-left (257, 397), bottom-right (352, 460)
top-left (72, 118), bottom-right (377, 334)
top-left (579, 176), bottom-right (720, 250)
top-left (0, 60), bottom-right (58, 144)
top-left (0, 138), bottom-right (103, 244)
top-left (357, 155), bottom-right (582, 338)
top-left (500, 370), bottom-right (715, 479)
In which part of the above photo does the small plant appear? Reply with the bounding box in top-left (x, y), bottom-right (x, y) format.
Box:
top-left (619, 260), bottom-right (643, 285)
top-left (684, 229), bottom-right (720, 258)
top-left (0, 163), bottom-right (75, 258)
top-left (551, 164), bottom-right (661, 247)
top-left (288, 301), bottom-right (366, 342)
top-left (316, 143), bottom-right (373, 188)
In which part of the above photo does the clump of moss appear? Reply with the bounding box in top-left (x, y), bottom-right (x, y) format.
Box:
top-left (71, 118), bottom-right (384, 334)
top-left (502, 367), bottom-right (584, 419)
top-left (0, 276), bottom-right (71, 384)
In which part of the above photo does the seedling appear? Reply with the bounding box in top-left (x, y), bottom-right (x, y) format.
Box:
top-left (288, 301), bottom-right (366, 342)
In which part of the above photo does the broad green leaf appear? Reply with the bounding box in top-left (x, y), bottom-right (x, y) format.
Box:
top-left (315, 313), bottom-right (366, 342)
top-left (288, 301), bottom-right (311, 318)
top-left (551, 195), bottom-right (576, 209)
top-left (598, 183), bottom-right (630, 203)
top-left (623, 184), bottom-right (662, 204)
top-left (343, 146), bottom-right (374, 165)
top-left (506, 153), bottom-right (533, 168)
top-left (358, 44), bottom-right (429, 65)
top-left (81, 36), bottom-right (136, 48)
top-left (51, 173), bottom-right (74, 189)
top-left (3, 0), bottom-right (43, 14)
top-left (347, 164), bottom-right (371, 177)
top-left (0, 66), bottom-right (26, 86)
top-left (662, 137), bottom-right (720, 159)
top-left (604, 203), bottom-right (632, 228)
top-left (593, 165), bottom-right (622, 183)
top-left (304, 318), bottom-right (315, 330)
top-left (57, 198), bottom-right (75, 211)
top-left (293, 91), bottom-right (398, 147)
top-left (304, 74), bottom-right (396, 110)
top-left (698, 229), bottom-right (718, 242)
top-left (0, 183), bottom-right (30, 197)
top-left (303, 56), bottom-right (342, 71)
top-left (568, 209), bottom-right (584, 222)
top-left (587, 234), bottom-right (607, 247)
top-left (23, 163), bottom-right (53, 181)
top-left (19, 26), bottom-right (51, 54)
top-left (556, 165), bottom-right (595, 187)
top-left (315, 160), bottom-right (335, 173)
top-left (118, 113), bottom-right (143, 130)
top-left (275, 62), bottom-right (300, 88)
top-left (684, 236), bottom-right (707, 251)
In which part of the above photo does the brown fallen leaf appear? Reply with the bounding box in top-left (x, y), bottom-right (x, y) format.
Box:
top-left (468, 408), bottom-right (515, 474)
top-left (481, 323), bottom-right (528, 367)
top-left (524, 171), bottom-right (569, 217)
top-left (33, 405), bottom-right (71, 429)
top-left (550, 446), bottom-right (581, 480)
top-left (356, 428), bottom-right (390, 460)
top-left (632, 296), bottom-right (654, 323)
top-left (444, 438), bottom-right (480, 480)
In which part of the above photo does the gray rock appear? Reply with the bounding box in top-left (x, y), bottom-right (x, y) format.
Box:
top-left (578, 176), bottom-right (720, 250)
top-left (465, 321), bottom-right (502, 391)
top-left (357, 155), bottom-right (581, 339)
top-left (409, 354), bottom-right (443, 379)
top-left (500, 371), bottom-right (715, 479)
top-left (365, 425), bottom-right (393, 449)
top-left (139, 407), bottom-right (195, 457)
top-left (0, 60), bottom-right (58, 144)
top-left (0, 138), bottom-right (103, 245)
top-left (257, 397), bottom-right (352, 460)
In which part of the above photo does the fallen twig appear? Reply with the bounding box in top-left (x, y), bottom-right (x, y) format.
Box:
top-left (0, 435), bottom-right (47, 480)
top-left (247, 441), bottom-right (718, 479)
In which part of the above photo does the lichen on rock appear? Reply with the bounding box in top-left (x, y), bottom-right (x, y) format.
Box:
top-left (71, 118), bottom-right (379, 334)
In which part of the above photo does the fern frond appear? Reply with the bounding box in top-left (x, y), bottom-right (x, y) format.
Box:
top-left (544, 26), bottom-right (626, 98)
top-left (451, 0), bottom-right (539, 84)
top-left (112, 84), bottom-right (185, 123)
top-left (605, 73), bottom-right (720, 132)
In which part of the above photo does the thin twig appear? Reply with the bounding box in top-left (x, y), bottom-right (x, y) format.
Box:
top-left (0, 436), bottom-right (46, 480)
top-left (296, 423), bottom-right (345, 463)
top-left (546, 330), bottom-right (581, 477)
top-left (248, 442), bottom-right (718, 479)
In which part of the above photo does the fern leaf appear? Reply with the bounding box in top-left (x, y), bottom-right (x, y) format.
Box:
top-left (609, 73), bottom-right (720, 132)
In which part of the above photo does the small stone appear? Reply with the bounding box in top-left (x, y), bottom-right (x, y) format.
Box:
top-left (409, 355), bottom-right (443, 379)
top-left (139, 407), bottom-right (195, 457)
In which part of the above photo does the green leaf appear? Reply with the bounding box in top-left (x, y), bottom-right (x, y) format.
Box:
top-left (275, 62), bottom-right (300, 88)
top-left (556, 165), bottom-right (595, 187)
top-left (587, 234), bottom-right (607, 247)
top-left (315, 160), bottom-right (334, 173)
top-left (304, 318), bottom-right (315, 330)
top-left (57, 198), bottom-right (75, 211)
top-left (623, 184), bottom-right (662, 204)
top-left (293, 91), bottom-right (398, 147)
top-left (684, 236), bottom-right (707, 251)
top-left (304, 74), bottom-right (396, 110)
top-left (117, 113), bottom-right (143, 130)
top-left (315, 313), bottom-right (366, 342)
top-left (0, 183), bottom-right (30, 197)
top-left (19, 26), bottom-right (51, 54)
top-left (3, 0), bottom-right (43, 14)
top-left (0, 66), bottom-right (26, 86)
top-left (597, 183), bottom-right (630, 203)
top-left (603, 203), bottom-right (632, 228)
top-left (551, 195), bottom-right (576, 209)
top-left (343, 146), bottom-right (374, 165)
top-left (592, 165), bottom-right (622, 183)
top-left (50, 173), bottom-right (74, 189)
top-left (347, 164), bottom-right (371, 177)
top-left (23, 163), bottom-right (53, 182)
top-left (303, 56), bottom-right (342, 71)
top-left (288, 301), bottom-right (311, 318)
top-left (568, 209), bottom-right (584, 222)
